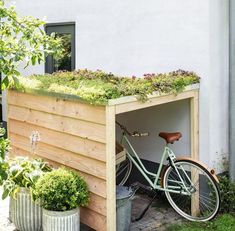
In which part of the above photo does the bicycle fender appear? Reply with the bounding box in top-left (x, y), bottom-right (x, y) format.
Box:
top-left (176, 157), bottom-right (219, 184)
top-left (160, 157), bottom-right (219, 187)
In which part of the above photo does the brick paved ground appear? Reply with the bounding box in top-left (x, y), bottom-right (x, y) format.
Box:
top-left (130, 193), bottom-right (183, 231)
top-left (0, 187), bottom-right (182, 231)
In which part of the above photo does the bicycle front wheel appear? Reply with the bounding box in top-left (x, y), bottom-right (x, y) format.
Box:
top-left (116, 156), bottom-right (132, 185)
top-left (163, 159), bottom-right (220, 222)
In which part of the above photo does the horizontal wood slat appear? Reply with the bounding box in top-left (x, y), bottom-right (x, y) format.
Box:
top-left (9, 119), bottom-right (106, 162)
top-left (8, 90), bottom-right (110, 230)
top-left (10, 133), bottom-right (106, 180)
top-left (115, 90), bottom-right (196, 114)
top-left (81, 207), bottom-right (106, 231)
top-left (8, 105), bottom-right (106, 144)
top-left (8, 91), bottom-right (106, 124)
top-left (10, 146), bottom-right (107, 216)
top-left (88, 193), bottom-right (107, 217)
top-left (10, 143), bottom-right (106, 199)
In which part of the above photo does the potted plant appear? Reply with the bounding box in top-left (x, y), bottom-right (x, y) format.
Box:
top-left (2, 156), bottom-right (51, 231)
top-left (34, 167), bottom-right (89, 231)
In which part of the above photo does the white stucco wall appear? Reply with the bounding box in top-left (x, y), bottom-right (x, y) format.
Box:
top-left (5, 0), bottom-right (229, 170)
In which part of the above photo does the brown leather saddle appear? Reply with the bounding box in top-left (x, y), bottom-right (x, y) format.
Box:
top-left (159, 132), bottom-right (182, 144)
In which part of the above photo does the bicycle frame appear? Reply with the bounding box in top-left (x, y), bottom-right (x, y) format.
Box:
top-left (120, 133), bottom-right (192, 195)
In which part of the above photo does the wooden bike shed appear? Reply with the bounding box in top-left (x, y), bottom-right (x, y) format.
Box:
top-left (7, 84), bottom-right (199, 231)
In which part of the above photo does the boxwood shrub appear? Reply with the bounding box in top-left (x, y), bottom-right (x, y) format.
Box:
top-left (34, 168), bottom-right (89, 211)
top-left (14, 69), bottom-right (200, 104)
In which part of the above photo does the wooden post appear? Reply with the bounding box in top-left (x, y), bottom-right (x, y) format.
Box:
top-left (106, 106), bottom-right (116, 231)
top-left (190, 90), bottom-right (199, 160)
top-left (190, 90), bottom-right (199, 216)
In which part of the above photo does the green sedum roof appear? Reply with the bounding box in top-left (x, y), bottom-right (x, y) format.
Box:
top-left (13, 69), bottom-right (200, 105)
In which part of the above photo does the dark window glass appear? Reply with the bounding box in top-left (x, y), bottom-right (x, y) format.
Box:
top-left (45, 23), bottom-right (75, 74)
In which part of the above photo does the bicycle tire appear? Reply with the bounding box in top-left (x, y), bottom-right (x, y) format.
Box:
top-left (116, 156), bottom-right (132, 185)
top-left (163, 159), bottom-right (220, 222)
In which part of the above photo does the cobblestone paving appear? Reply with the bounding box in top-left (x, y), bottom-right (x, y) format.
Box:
top-left (0, 187), bottom-right (182, 231)
top-left (130, 193), bottom-right (183, 231)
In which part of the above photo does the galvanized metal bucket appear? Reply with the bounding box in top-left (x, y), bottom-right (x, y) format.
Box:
top-left (42, 208), bottom-right (80, 231)
top-left (10, 187), bottom-right (42, 231)
top-left (116, 186), bottom-right (133, 231)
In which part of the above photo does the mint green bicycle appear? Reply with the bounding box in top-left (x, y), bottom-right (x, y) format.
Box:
top-left (116, 121), bottom-right (220, 222)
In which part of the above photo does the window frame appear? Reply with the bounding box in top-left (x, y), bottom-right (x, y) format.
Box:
top-left (45, 22), bottom-right (76, 73)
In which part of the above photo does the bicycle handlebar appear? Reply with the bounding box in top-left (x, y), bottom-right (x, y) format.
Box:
top-left (116, 121), bottom-right (149, 137)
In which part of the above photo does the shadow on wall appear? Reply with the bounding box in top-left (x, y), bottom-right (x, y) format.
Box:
top-left (116, 99), bottom-right (191, 164)
top-left (115, 99), bottom-right (191, 186)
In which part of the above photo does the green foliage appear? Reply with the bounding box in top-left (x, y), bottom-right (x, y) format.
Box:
top-left (34, 168), bottom-right (89, 211)
top-left (0, 127), bottom-right (10, 185)
top-left (0, 0), bottom-right (63, 90)
top-left (14, 69), bottom-right (200, 104)
top-left (167, 214), bottom-right (235, 231)
top-left (2, 157), bottom-right (51, 200)
top-left (218, 173), bottom-right (235, 214)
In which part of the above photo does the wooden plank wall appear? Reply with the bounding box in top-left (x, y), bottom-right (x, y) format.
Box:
top-left (8, 91), bottom-right (107, 231)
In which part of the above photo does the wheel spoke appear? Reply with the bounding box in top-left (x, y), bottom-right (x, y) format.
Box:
top-left (116, 157), bottom-right (132, 185)
top-left (199, 193), bottom-right (217, 204)
top-left (163, 160), bottom-right (220, 221)
top-left (199, 198), bottom-right (214, 213)
top-left (116, 164), bottom-right (128, 176)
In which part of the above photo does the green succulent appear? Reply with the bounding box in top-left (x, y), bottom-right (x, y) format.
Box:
top-left (13, 69), bottom-right (200, 104)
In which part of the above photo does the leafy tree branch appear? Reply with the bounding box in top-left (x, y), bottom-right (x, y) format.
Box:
top-left (0, 0), bottom-right (63, 89)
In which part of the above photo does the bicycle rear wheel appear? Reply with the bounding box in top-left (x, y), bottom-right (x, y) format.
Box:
top-left (116, 156), bottom-right (132, 185)
top-left (163, 159), bottom-right (220, 222)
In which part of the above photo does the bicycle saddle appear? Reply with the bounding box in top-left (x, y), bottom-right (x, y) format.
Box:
top-left (159, 132), bottom-right (182, 144)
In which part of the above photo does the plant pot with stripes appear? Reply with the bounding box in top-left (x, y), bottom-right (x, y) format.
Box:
top-left (10, 187), bottom-right (42, 231)
top-left (43, 208), bottom-right (80, 231)
top-left (3, 157), bottom-right (51, 231)
top-left (34, 168), bottom-right (89, 231)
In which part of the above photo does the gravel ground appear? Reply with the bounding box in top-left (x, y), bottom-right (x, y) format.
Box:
top-left (0, 188), bottom-right (16, 231)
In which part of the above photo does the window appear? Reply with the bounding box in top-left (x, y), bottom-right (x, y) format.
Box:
top-left (45, 23), bottom-right (75, 73)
